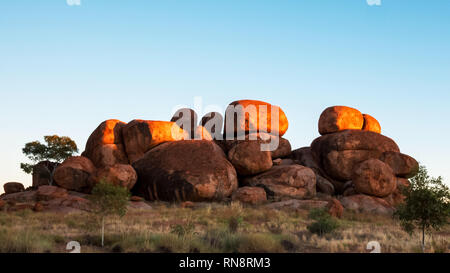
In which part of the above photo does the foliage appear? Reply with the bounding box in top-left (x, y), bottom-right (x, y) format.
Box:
top-left (89, 181), bottom-right (130, 218)
top-left (394, 165), bottom-right (450, 250)
top-left (20, 135), bottom-right (78, 174)
top-left (307, 208), bottom-right (339, 236)
top-left (88, 181), bottom-right (130, 247)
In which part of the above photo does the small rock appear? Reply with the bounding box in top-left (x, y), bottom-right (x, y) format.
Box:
top-left (232, 187), bottom-right (267, 205)
top-left (3, 182), bottom-right (25, 194)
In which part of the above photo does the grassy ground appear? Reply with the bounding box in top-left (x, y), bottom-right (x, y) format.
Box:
top-left (0, 201), bottom-right (448, 253)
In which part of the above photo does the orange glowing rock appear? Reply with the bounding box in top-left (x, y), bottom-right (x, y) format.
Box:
top-left (84, 119), bottom-right (129, 168)
top-left (362, 114), bottom-right (381, 134)
top-left (194, 126), bottom-right (213, 141)
top-left (122, 120), bottom-right (188, 163)
top-left (224, 100), bottom-right (289, 137)
top-left (318, 106), bottom-right (364, 135)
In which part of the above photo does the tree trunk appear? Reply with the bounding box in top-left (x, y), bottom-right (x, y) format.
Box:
top-left (101, 216), bottom-right (105, 247)
top-left (421, 225), bottom-right (425, 253)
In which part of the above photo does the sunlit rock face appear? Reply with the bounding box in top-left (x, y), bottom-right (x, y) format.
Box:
top-left (53, 156), bottom-right (96, 193)
top-left (200, 112), bottom-right (224, 139)
top-left (132, 140), bottom-right (238, 202)
top-left (318, 106), bottom-right (364, 135)
top-left (224, 100), bottom-right (289, 138)
top-left (83, 119), bottom-right (129, 168)
top-left (170, 108), bottom-right (198, 140)
top-left (194, 126), bottom-right (213, 141)
top-left (362, 114), bottom-right (381, 134)
top-left (122, 120), bottom-right (188, 163)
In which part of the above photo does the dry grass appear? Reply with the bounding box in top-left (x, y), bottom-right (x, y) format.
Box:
top-left (0, 201), bottom-right (448, 253)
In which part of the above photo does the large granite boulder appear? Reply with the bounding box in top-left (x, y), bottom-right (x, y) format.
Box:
top-left (53, 156), bottom-right (96, 193)
top-left (352, 159), bottom-right (397, 198)
top-left (83, 119), bottom-right (129, 168)
top-left (224, 100), bottom-right (289, 137)
top-left (318, 106), bottom-right (364, 135)
top-left (132, 140), bottom-right (238, 202)
top-left (243, 165), bottom-right (316, 200)
top-left (89, 164), bottom-right (137, 190)
top-left (122, 120), bottom-right (188, 163)
top-left (311, 130), bottom-right (400, 181)
top-left (227, 140), bottom-right (273, 176)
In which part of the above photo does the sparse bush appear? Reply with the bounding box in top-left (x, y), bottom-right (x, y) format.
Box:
top-left (394, 165), bottom-right (450, 252)
top-left (307, 208), bottom-right (339, 236)
top-left (89, 181), bottom-right (130, 247)
top-left (228, 216), bottom-right (243, 233)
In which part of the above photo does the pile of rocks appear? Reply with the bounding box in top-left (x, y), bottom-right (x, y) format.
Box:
top-left (1, 102), bottom-right (418, 217)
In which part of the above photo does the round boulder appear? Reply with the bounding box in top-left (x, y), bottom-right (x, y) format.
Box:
top-left (228, 140), bottom-right (273, 176)
top-left (132, 140), bottom-right (238, 202)
top-left (89, 164), bottom-right (137, 191)
top-left (122, 120), bottom-right (188, 163)
top-left (232, 187), bottom-right (267, 205)
top-left (224, 100), bottom-right (289, 137)
top-left (311, 130), bottom-right (400, 181)
top-left (53, 156), bottom-right (96, 193)
top-left (318, 106), bottom-right (364, 135)
top-left (352, 159), bottom-right (397, 198)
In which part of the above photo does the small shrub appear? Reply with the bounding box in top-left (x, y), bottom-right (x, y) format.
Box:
top-left (170, 223), bottom-right (195, 237)
top-left (228, 216), bottom-right (243, 233)
top-left (307, 208), bottom-right (339, 236)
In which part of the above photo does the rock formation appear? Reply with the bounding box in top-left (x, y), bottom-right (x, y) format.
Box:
top-left (1, 102), bottom-right (419, 217)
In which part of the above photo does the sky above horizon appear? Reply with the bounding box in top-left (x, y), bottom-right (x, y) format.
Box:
top-left (1, 0), bottom-right (449, 193)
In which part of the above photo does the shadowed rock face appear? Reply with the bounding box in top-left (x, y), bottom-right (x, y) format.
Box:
top-left (318, 106), bottom-right (364, 135)
top-left (232, 187), bottom-right (267, 205)
top-left (122, 120), bottom-right (188, 163)
top-left (379, 151), bottom-right (419, 178)
top-left (53, 156), bottom-right (96, 193)
top-left (132, 140), bottom-right (238, 202)
top-left (352, 159), bottom-right (397, 198)
top-left (89, 164), bottom-right (137, 190)
top-left (32, 161), bottom-right (59, 187)
top-left (362, 114), bottom-right (381, 134)
top-left (311, 130), bottom-right (400, 181)
top-left (3, 182), bottom-right (25, 194)
top-left (224, 100), bottom-right (289, 138)
top-left (243, 165), bottom-right (316, 200)
top-left (340, 194), bottom-right (394, 215)
top-left (227, 140), bottom-right (273, 176)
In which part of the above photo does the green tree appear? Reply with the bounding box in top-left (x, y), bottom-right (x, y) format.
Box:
top-left (394, 165), bottom-right (450, 252)
top-left (89, 181), bottom-right (130, 247)
top-left (20, 135), bottom-right (78, 185)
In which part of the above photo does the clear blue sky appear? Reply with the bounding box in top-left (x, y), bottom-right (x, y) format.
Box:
top-left (1, 0), bottom-right (449, 192)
